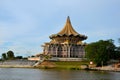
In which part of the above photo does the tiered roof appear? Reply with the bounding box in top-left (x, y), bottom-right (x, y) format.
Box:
top-left (49, 16), bottom-right (87, 40)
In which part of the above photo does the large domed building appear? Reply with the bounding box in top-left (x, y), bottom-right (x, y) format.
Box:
top-left (42, 16), bottom-right (87, 59)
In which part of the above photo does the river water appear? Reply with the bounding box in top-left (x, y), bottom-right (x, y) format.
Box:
top-left (0, 68), bottom-right (120, 80)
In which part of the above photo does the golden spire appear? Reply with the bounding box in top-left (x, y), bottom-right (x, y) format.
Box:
top-left (57, 16), bottom-right (79, 36)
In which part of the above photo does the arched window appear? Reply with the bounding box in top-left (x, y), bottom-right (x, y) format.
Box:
top-left (52, 46), bottom-right (56, 57)
top-left (57, 46), bottom-right (62, 57)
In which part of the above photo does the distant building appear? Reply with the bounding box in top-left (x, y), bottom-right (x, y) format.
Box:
top-left (28, 57), bottom-right (40, 61)
top-left (42, 16), bottom-right (87, 59)
top-left (28, 53), bottom-right (42, 61)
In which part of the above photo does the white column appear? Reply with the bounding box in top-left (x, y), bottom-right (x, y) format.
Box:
top-left (68, 46), bottom-right (71, 58)
top-left (55, 47), bottom-right (58, 57)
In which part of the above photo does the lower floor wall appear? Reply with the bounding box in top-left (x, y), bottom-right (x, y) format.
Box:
top-left (50, 57), bottom-right (87, 61)
top-left (43, 44), bottom-right (86, 58)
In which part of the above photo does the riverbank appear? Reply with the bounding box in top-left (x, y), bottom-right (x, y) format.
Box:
top-left (0, 60), bottom-right (120, 72)
top-left (0, 60), bottom-right (89, 69)
top-left (35, 61), bottom-right (120, 72)
top-left (35, 60), bottom-right (89, 70)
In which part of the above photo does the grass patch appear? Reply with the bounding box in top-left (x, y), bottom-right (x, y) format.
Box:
top-left (36, 60), bottom-right (90, 70)
top-left (53, 61), bottom-right (89, 70)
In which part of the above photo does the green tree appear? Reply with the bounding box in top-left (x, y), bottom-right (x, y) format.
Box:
top-left (117, 38), bottom-right (120, 52)
top-left (15, 56), bottom-right (23, 59)
top-left (118, 38), bottom-right (120, 46)
top-left (114, 38), bottom-right (120, 60)
top-left (2, 53), bottom-right (7, 60)
top-left (85, 39), bottom-right (116, 66)
top-left (7, 50), bottom-right (15, 60)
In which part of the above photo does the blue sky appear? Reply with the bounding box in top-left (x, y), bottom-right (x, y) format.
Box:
top-left (0, 0), bottom-right (120, 57)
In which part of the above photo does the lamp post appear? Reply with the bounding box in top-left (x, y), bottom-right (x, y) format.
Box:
top-left (89, 61), bottom-right (93, 68)
top-left (90, 61), bottom-right (93, 65)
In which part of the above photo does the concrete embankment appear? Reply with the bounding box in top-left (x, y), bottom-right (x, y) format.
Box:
top-left (90, 66), bottom-right (120, 72)
top-left (0, 60), bottom-right (36, 68)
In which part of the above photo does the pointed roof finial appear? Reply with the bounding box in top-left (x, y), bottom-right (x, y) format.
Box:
top-left (57, 16), bottom-right (79, 36)
top-left (67, 16), bottom-right (71, 23)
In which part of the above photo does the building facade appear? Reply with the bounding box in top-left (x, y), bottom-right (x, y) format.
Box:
top-left (42, 16), bottom-right (87, 58)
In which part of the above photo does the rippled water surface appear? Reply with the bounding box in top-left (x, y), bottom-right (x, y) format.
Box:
top-left (0, 68), bottom-right (120, 80)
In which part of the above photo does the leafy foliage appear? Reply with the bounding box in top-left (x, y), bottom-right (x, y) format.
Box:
top-left (2, 53), bottom-right (7, 60)
top-left (15, 56), bottom-right (23, 59)
top-left (115, 38), bottom-right (120, 60)
top-left (7, 50), bottom-right (15, 60)
top-left (85, 39), bottom-right (116, 66)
